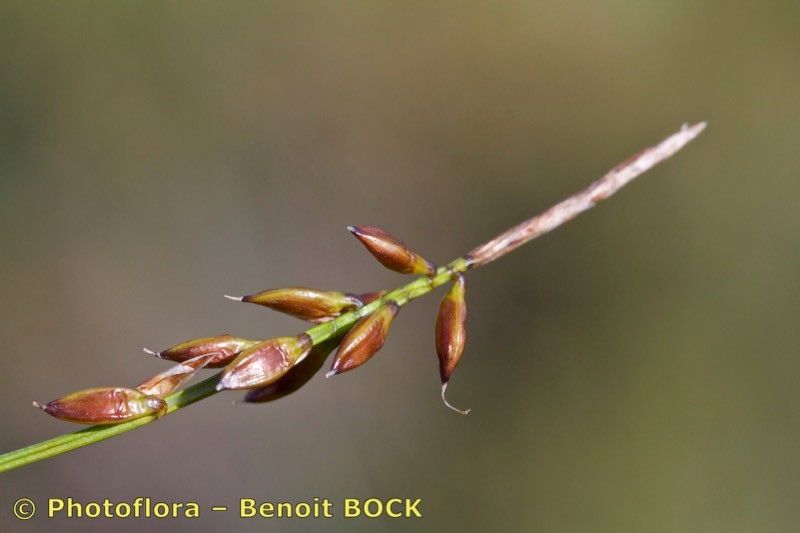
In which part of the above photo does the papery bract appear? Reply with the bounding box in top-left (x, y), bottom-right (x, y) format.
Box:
top-left (136, 353), bottom-right (217, 397)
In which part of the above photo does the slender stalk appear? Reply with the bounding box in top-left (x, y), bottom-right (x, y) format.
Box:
top-left (0, 123), bottom-right (705, 473)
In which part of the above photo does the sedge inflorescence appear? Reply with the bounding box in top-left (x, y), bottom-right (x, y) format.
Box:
top-left (15, 123), bottom-right (705, 477)
top-left (34, 225), bottom-right (474, 425)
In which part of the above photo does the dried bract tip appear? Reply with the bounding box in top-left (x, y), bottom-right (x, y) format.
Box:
top-left (154, 335), bottom-right (260, 368)
top-left (348, 225), bottom-right (436, 276)
top-left (136, 353), bottom-right (217, 397)
top-left (441, 383), bottom-right (470, 415)
top-left (239, 287), bottom-right (363, 323)
top-left (35, 387), bottom-right (167, 425)
top-left (435, 273), bottom-right (467, 384)
top-left (142, 347), bottom-right (161, 357)
top-left (223, 294), bottom-right (244, 302)
top-left (217, 334), bottom-right (313, 390)
top-left (328, 302), bottom-right (400, 377)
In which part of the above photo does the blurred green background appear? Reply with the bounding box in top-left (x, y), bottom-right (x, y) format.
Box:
top-left (1, 2), bottom-right (798, 532)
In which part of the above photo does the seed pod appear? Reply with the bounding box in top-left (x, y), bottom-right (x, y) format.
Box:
top-left (348, 225), bottom-right (436, 276)
top-left (435, 274), bottom-right (470, 415)
top-left (143, 335), bottom-right (259, 368)
top-left (33, 387), bottom-right (167, 425)
top-left (326, 302), bottom-right (400, 377)
top-left (216, 334), bottom-right (313, 391)
top-left (136, 353), bottom-right (217, 397)
top-left (225, 287), bottom-right (362, 323)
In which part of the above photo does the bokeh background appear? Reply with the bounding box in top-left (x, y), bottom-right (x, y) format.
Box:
top-left (1, 2), bottom-right (798, 532)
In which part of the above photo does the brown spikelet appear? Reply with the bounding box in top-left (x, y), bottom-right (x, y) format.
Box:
top-left (228, 287), bottom-right (363, 323)
top-left (144, 335), bottom-right (259, 368)
top-left (435, 274), bottom-right (470, 414)
top-left (216, 334), bottom-right (313, 391)
top-left (242, 338), bottom-right (339, 404)
top-left (33, 387), bottom-right (167, 425)
top-left (348, 225), bottom-right (435, 276)
top-left (326, 302), bottom-right (399, 377)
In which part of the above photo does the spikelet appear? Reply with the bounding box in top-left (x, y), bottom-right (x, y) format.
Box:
top-left (143, 335), bottom-right (259, 368)
top-left (348, 225), bottom-right (435, 276)
top-left (33, 387), bottom-right (167, 425)
top-left (326, 302), bottom-right (399, 377)
top-left (225, 287), bottom-right (362, 323)
top-left (242, 339), bottom-right (339, 404)
top-left (216, 334), bottom-right (313, 391)
top-left (435, 274), bottom-right (470, 414)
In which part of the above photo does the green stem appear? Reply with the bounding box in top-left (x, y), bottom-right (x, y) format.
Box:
top-left (0, 258), bottom-right (470, 473)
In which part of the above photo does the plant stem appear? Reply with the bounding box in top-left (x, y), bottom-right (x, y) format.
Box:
top-left (0, 123), bottom-right (705, 473)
